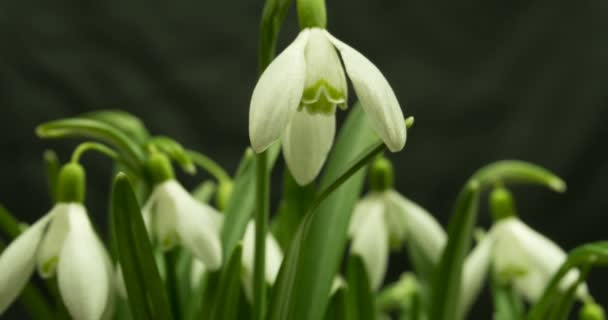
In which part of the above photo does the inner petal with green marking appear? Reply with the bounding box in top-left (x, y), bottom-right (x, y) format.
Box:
top-left (300, 79), bottom-right (347, 115)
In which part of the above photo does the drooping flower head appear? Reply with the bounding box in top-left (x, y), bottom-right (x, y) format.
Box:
top-left (249, 28), bottom-right (407, 185)
top-left (143, 153), bottom-right (223, 270)
top-left (0, 163), bottom-right (113, 320)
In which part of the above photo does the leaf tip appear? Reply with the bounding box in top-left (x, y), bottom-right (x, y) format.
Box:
top-left (548, 177), bottom-right (567, 193)
top-left (405, 116), bottom-right (415, 129)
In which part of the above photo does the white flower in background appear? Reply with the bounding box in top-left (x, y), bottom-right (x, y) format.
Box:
top-left (0, 203), bottom-right (113, 320)
top-left (143, 179), bottom-right (223, 270)
top-left (249, 28), bottom-right (406, 185)
top-left (348, 190), bottom-right (445, 290)
top-left (490, 216), bottom-right (588, 302)
top-left (348, 189), bottom-right (493, 312)
top-left (241, 221), bottom-right (283, 301)
top-left (188, 220), bottom-right (284, 301)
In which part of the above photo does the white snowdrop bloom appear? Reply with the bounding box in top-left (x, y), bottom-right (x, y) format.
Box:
top-left (0, 203), bottom-right (113, 320)
top-left (490, 217), bottom-right (588, 303)
top-left (348, 190), bottom-right (445, 290)
top-left (143, 179), bottom-right (224, 270)
top-left (241, 221), bottom-right (283, 301)
top-left (349, 189), bottom-right (492, 303)
top-left (249, 28), bottom-right (407, 185)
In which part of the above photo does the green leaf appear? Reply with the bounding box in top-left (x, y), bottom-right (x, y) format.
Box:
top-left (428, 181), bottom-right (481, 320)
top-left (210, 245), bottom-right (243, 320)
top-left (527, 241), bottom-right (608, 320)
top-left (0, 204), bottom-right (22, 239)
top-left (269, 103), bottom-right (379, 320)
top-left (345, 256), bottom-right (376, 320)
top-left (272, 171), bottom-right (315, 250)
top-left (80, 110), bottom-right (150, 144)
top-left (324, 287), bottom-right (347, 320)
top-left (546, 264), bottom-right (590, 320)
top-left (37, 118), bottom-right (145, 169)
top-left (43, 150), bottom-right (60, 203)
top-left (491, 268), bottom-right (524, 320)
top-left (150, 136), bottom-right (196, 174)
top-left (111, 173), bottom-right (173, 320)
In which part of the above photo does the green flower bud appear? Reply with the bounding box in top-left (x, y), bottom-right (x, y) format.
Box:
top-left (56, 163), bottom-right (86, 203)
top-left (147, 153), bottom-right (175, 185)
top-left (580, 302), bottom-right (606, 320)
top-left (369, 157), bottom-right (394, 192)
top-left (490, 186), bottom-right (517, 221)
top-left (215, 180), bottom-right (234, 211)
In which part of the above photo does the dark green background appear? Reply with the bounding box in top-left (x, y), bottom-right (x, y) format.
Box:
top-left (1, 0), bottom-right (607, 318)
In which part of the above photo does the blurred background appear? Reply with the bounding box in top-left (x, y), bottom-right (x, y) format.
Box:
top-left (1, 0), bottom-right (607, 318)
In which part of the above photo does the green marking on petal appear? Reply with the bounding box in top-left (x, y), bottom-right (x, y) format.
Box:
top-left (42, 256), bottom-right (59, 276)
top-left (300, 79), bottom-right (346, 115)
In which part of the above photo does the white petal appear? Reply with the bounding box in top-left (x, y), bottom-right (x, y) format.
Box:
top-left (384, 191), bottom-right (446, 263)
top-left (58, 206), bottom-right (110, 320)
top-left (325, 30), bottom-right (406, 151)
top-left (381, 191), bottom-right (409, 249)
top-left (301, 28), bottom-right (347, 112)
top-left (145, 182), bottom-right (180, 249)
top-left (168, 181), bottom-right (223, 270)
top-left (348, 194), bottom-right (383, 237)
top-left (241, 221), bottom-right (284, 301)
top-left (37, 204), bottom-right (71, 278)
top-left (249, 30), bottom-right (310, 153)
top-left (460, 233), bottom-right (493, 316)
top-left (491, 218), bottom-right (585, 302)
top-left (0, 214), bottom-right (51, 314)
top-left (282, 111), bottom-right (335, 185)
top-left (350, 198), bottom-right (388, 291)
top-left (190, 259), bottom-right (206, 290)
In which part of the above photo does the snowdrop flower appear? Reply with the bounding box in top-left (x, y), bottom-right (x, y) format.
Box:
top-left (188, 220), bottom-right (283, 301)
top-left (249, 27), bottom-right (406, 185)
top-left (0, 164), bottom-right (113, 320)
top-left (143, 154), bottom-right (223, 270)
top-left (241, 221), bottom-right (283, 301)
top-left (487, 187), bottom-right (588, 303)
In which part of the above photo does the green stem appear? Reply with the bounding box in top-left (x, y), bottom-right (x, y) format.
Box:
top-left (165, 249), bottom-right (182, 320)
top-left (70, 141), bottom-right (119, 163)
top-left (253, 150), bottom-right (269, 320)
top-left (187, 150), bottom-right (232, 183)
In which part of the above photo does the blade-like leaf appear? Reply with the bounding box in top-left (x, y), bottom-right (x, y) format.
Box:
top-left (37, 118), bottom-right (145, 169)
top-left (345, 256), bottom-right (376, 320)
top-left (324, 287), bottom-right (347, 320)
top-left (111, 173), bottom-right (173, 320)
top-left (269, 103), bottom-right (379, 320)
top-left (210, 245), bottom-right (243, 320)
top-left (43, 150), bottom-right (60, 203)
top-left (527, 241), bottom-right (608, 320)
top-left (428, 182), bottom-right (480, 320)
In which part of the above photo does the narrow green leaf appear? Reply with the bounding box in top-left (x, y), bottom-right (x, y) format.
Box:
top-left (111, 173), bottom-right (173, 320)
top-left (527, 241), bottom-right (608, 320)
top-left (491, 268), bottom-right (524, 320)
top-left (324, 287), bottom-right (347, 320)
top-left (37, 118), bottom-right (145, 168)
top-left (150, 136), bottom-right (196, 174)
top-left (547, 264), bottom-right (590, 320)
top-left (272, 171), bottom-right (315, 250)
top-left (346, 256), bottom-right (376, 320)
top-left (269, 103), bottom-right (379, 320)
top-left (43, 150), bottom-right (60, 203)
top-left (429, 181), bottom-right (481, 320)
top-left (210, 245), bottom-right (243, 320)
top-left (0, 204), bottom-right (22, 239)
top-left (81, 110), bottom-right (150, 144)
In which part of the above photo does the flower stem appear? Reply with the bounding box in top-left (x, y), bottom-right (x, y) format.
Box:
top-left (253, 150), bottom-right (269, 320)
top-left (165, 249), bottom-right (182, 320)
top-left (70, 141), bottom-right (119, 163)
top-left (187, 150), bottom-right (231, 183)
